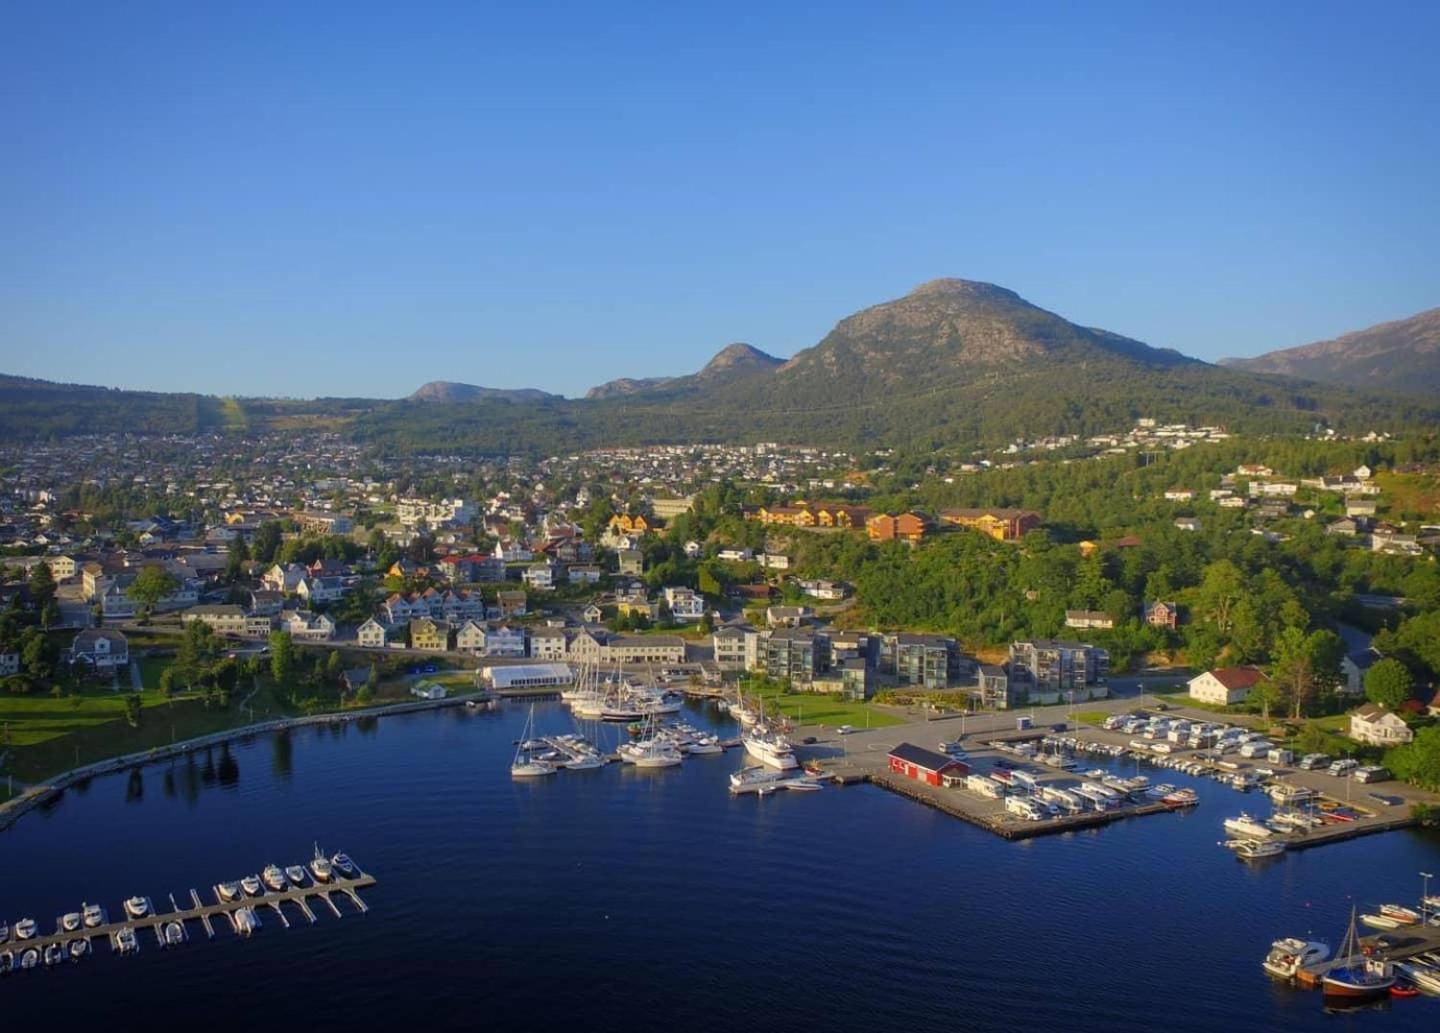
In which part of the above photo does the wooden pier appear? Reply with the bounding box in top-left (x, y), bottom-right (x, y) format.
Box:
top-left (1, 870), bottom-right (375, 960)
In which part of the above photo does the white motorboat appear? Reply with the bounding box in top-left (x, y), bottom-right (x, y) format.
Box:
top-left (729, 766), bottom-right (787, 794)
top-left (0, 950), bottom-right (12, 974)
top-left (262, 865), bottom-right (287, 892)
top-left (1378, 903), bottom-right (1422, 925)
top-left (218, 881), bottom-right (244, 902)
top-left (164, 921), bottom-right (185, 947)
top-left (562, 755), bottom-right (604, 770)
top-left (1223, 814), bottom-right (1274, 839)
top-left (331, 852), bottom-right (357, 878)
top-left (285, 865), bottom-right (308, 886)
top-left (19, 948), bottom-right (39, 970)
top-left (1397, 961), bottom-right (1440, 994)
top-left (123, 896), bottom-right (150, 919)
top-left (233, 907), bottom-right (260, 937)
top-left (742, 726), bottom-right (799, 770)
top-left (61, 912), bottom-right (81, 932)
top-left (310, 845), bottom-right (334, 883)
top-left (43, 943), bottom-right (64, 967)
top-left (114, 927), bottom-right (138, 955)
top-left (240, 875), bottom-right (263, 897)
top-left (683, 738), bottom-right (724, 756)
top-left (15, 917), bottom-right (38, 940)
top-left (69, 938), bottom-right (89, 960)
top-left (1263, 937), bottom-right (1330, 979)
top-left (82, 903), bottom-right (104, 928)
top-left (1224, 839), bottom-right (1284, 859)
top-left (1360, 912), bottom-right (1404, 930)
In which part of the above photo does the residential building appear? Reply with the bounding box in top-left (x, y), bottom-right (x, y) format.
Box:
top-left (261, 563), bottom-right (308, 594)
top-left (70, 629), bottom-right (129, 672)
top-left (484, 624), bottom-right (527, 657)
top-left (607, 513), bottom-right (651, 536)
top-left (183, 604), bottom-right (273, 639)
top-left (1349, 704), bottom-right (1414, 746)
top-left (522, 562), bottom-right (556, 591)
top-left (1144, 600), bottom-right (1179, 630)
top-left (650, 496), bottom-right (695, 520)
top-left (712, 626), bottom-right (749, 667)
top-left (663, 586), bottom-right (705, 622)
top-left (766, 605), bottom-right (810, 628)
top-left (566, 629), bottom-right (684, 665)
top-left (397, 497), bottom-right (477, 528)
top-left (294, 511), bottom-right (354, 535)
top-left (866, 511), bottom-right (930, 544)
top-left (764, 628), bottom-right (829, 684)
top-left (1064, 610), bottom-right (1115, 630)
top-left (939, 507), bottom-right (1041, 541)
top-left (617, 549), bottom-right (645, 576)
top-left (281, 611), bottom-right (335, 641)
top-left (1187, 667), bottom-right (1267, 706)
top-left (249, 590), bottom-right (284, 617)
top-left (1340, 648), bottom-right (1383, 697)
top-left (888, 633), bottom-right (957, 689)
top-left (798, 579), bottom-right (848, 601)
top-left (497, 590), bottom-right (527, 617)
top-left (408, 618), bottom-right (453, 653)
top-left (296, 576), bottom-right (347, 604)
top-left (454, 619), bottom-right (487, 653)
top-left (357, 617), bottom-right (391, 648)
top-left (1008, 640), bottom-right (1109, 697)
top-left (528, 626), bottom-right (567, 660)
top-left (978, 664), bottom-right (1010, 708)
top-left (716, 547), bottom-right (754, 563)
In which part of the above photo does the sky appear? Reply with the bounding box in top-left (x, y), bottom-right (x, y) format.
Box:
top-left (2, 1), bottom-right (1438, 399)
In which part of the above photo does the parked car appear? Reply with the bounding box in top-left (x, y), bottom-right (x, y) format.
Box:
top-left (1353, 766), bottom-right (1391, 784)
top-left (1327, 758), bottom-right (1359, 776)
top-left (1297, 753), bottom-right (1331, 770)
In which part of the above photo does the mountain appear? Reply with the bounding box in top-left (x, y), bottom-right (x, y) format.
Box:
top-left (408, 381), bottom-right (560, 404)
top-left (1220, 307), bottom-right (1440, 395)
top-left (585, 342), bottom-right (782, 399)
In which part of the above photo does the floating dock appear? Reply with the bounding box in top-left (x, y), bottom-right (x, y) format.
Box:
top-left (1, 866), bottom-right (375, 965)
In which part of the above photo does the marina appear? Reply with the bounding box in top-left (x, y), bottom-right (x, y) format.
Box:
top-left (0, 854), bottom-right (374, 973)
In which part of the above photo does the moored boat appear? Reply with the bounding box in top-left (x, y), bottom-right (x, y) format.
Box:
top-left (1228, 838), bottom-right (1285, 860)
top-left (233, 907), bottom-right (260, 936)
top-left (123, 895), bottom-right (150, 919)
top-left (19, 947), bottom-right (39, 969)
top-left (82, 903), bottom-right (104, 928)
top-left (114, 927), bottom-right (138, 955)
top-left (310, 844), bottom-right (334, 883)
top-left (331, 852), bottom-right (357, 878)
top-left (164, 921), bottom-right (186, 947)
top-left (285, 865), bottom-right (308, 886)
top-left (68, 938), bottom-right (89, 960)
top-left (1223, 814), bottom-right (1273, 839)
top-left (1378, 903), bottom-right (1421, 925)
top-left (1263, 937), bottom-right (1330, 979)
top-left (61, 911), bottom-right (81, 932)
top-left (240, 875), bottom-right (263, 897)
top-left (1323, 907), bottom-right (1395, 999)
top-left (742, 725), bottom-right (799, 770)
top-left (43, 942), bottom-right (64, 967)
top-left (218, 881), bottom-right (244, 902)
top-left (729, 766), bottom-right (786, 794)
top-left (15, 918), bottom-right (38, 940)
top-left (262, 864), bottom-right (287, 892)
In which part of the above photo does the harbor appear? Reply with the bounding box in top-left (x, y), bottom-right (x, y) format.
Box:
top-left (0, 851), bottom-right (373, 974)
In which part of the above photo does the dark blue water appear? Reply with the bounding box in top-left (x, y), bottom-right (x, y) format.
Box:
top-left (2, 701), bottom-right (1437, 1032)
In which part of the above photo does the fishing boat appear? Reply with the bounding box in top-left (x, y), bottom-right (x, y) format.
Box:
top-left (1262, 936), bottom-right (1330, 979)
top-left (82, 903), bottom-right (104, 928)
top-left (310, 844), bottom-right (334, 883)
top-left (240, 875), bottom-right (263, 897)
top-left (511, 705), bottom-right (557, 777)
top-left (69, 938), bottom-right (89, 960)
top-left (262, 864), bottom-right (287, 892)
top-left (14, 918), bottom-right (37, 940)
top-left (285, 865), bottom-right (308, 886)
top-left (1323, 907), bottom-right (1395, 999)
top-left (123, 895), bottom-right (150, 919)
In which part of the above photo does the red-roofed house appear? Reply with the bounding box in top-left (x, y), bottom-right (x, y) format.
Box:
top-left (1187, 667), bottom-right (1268, 706)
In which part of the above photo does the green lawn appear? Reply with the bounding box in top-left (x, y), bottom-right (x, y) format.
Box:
top-left (759, 692), bottom-right (905, 730)
top-left (0, 680), bottom-right (300, 784)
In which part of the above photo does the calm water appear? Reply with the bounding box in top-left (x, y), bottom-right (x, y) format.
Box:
top-left (2, 701), bottom-right (1437, 1032)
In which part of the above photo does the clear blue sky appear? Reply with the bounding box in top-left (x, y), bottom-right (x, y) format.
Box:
top-left (2, 1), bottom-right (1437, 399)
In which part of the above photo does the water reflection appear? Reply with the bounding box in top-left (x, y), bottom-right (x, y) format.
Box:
top-left (273, 730), bottom-right (294, 781)
top-left (125, 768), bottom-right (143, 802)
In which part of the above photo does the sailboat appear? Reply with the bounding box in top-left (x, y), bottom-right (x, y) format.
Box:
top-left (511, 704), bottom-right (556, 778)
top-left (1322, 906), bottom-right (1395, 1000)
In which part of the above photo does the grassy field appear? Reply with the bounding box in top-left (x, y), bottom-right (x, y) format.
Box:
top-left (759, 692), bottom-right (905, 730)
top-left (1375, 471), bottom-right (1440, 520)
top-left (0, 679), bottom-right (302, 784)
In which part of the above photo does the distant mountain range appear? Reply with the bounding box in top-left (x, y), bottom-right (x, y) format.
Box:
top-left (408, 381), bottom-right (560, 404)
top-left (4, 281), bottom-right (1437, 450)
top-left (1220, 307), bottom-right (1440, 395)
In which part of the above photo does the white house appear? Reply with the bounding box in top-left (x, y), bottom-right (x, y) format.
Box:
top-left (281, 611), bottom-right (335, 641)
top-left (522, 563), bottom-right (556, 591)
top-left (1340, 648), bottom-right (1382, 697)
top-left (1187, 667), bottom-right (1267, 706)
top-left (528, 627), bottom-right (568, 660)
top-left (712, 627), bottom-right (748, 667)
top-left (484, 624), bottom-right (527, 658)
top-left (356, 617), bottom-right (391, 648)
top-left (70, 629), bottom-right (130, 673)
top-left (296, 576), bottom-right (347, 604)
top-left (717, 547), bottom-right (754, 563)
top-left (455, 620), bottom-right (488, 654)
top-left (410, 680), bottom-right (448, 701)
top-left (1349, 703), bottom-right (1413, 746)
top-left (663, 586), bottom-right (705, 622)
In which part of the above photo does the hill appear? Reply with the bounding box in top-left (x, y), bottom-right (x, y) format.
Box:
top-left (408, 381), bottom-right (560, 404)
top-left (585, 342), bottom-right (783, 399)
top-left (1220, 307), bottom-right (1440, 395)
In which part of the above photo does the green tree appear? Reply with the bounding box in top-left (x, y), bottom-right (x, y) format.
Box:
top-left (21, 629), bottom-right (55, 682)
top-left (27, 561), bottom-right (57, 608)
top-left (1386, 726), bottom-right (1440, 791)
top-left (129, 565), bottom-right (180, 614)
top-left (159, 667), bottom-right (177, 698)
top-left (269, 630), bottom-right (296, 688)
top-left (225, 535), bottom-right (251, 583)
top-left (326, 649), bottom-right (342, 678)
top-left (252, 521), bottom-right (283, 564)
top-left (123, 693), bottom-right (142, 728)
top-left (1364, 658), bottom-right (1414, 711)
top-left (1248, 678), bottom-right (1283, 721)
top-left (1197, 559), bottom-right (1245, 635)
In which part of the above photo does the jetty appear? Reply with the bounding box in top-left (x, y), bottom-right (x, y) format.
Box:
top-left (1, 864), bottom-right (375, 967)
